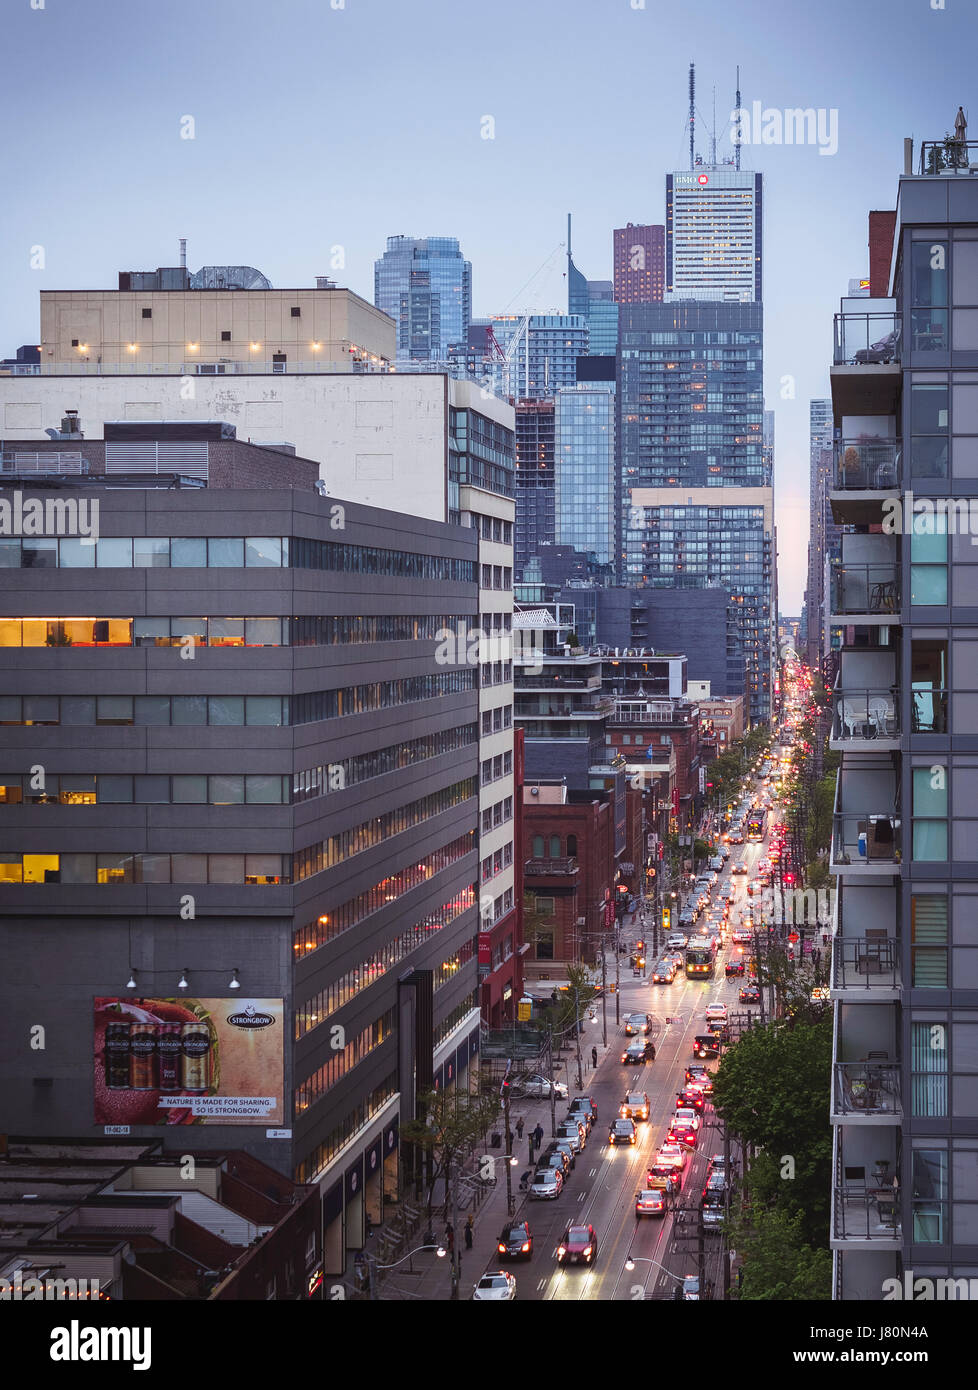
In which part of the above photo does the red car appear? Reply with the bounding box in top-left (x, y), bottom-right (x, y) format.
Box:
top-left (557, 1223), bottom-right (598, 1267)
top-left (676, 1085), bottom-right (706, 1110)
top-left (739, 982), bottom-right (761, 1003)
top-left (725, 958), bottom-right (745, 977)
top-left (668, 1116), bottom-right (700, 1149)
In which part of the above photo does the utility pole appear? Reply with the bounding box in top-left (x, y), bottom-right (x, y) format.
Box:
top-left (722, 1123), bottom-right (732, 1300)
top-left (601, 942), bottom-right (608, 1047)
top-left (573, 989), bottom-right (583, 1090)
top-left (501, 1064), bottom-right (515, 1218)
top-left (545, 1028), bottom-right (557, 1137)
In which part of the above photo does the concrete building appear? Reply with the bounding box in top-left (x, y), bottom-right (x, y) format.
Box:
top-left (827, 138), bottom-right (978, 1299)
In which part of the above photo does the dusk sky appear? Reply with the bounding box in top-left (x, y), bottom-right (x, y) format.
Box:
top-left (3, 0), bottom-right (975, 610)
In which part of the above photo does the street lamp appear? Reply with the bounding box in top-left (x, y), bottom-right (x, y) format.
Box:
top-left (365, 1243), bottom-right (447, 1300)
top-left (622, 1253), bottom-right (688, 1298)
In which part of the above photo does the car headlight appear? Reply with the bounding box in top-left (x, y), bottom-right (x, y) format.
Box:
top-left (557, 1246), bottom-right (566, 1257)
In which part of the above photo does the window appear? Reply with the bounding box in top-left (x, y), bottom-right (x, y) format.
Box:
top-left (911, 896), bottom-right (948, 986)
top-left (911, 1021), bottom-right (948, 1116)
top-left (567, 834), bottom-right (578, 856)
top-left (71, 338), bottom-right (78, 347)
top-left (142, 307), bottom-right (152, 319)
top-left (536, 931), bottom-right (555, 960)
top-left (532, 835), bottom-right (544, 858)
top-left (910, 242), bottom-right (948, 352)
top-left (911, 1148), bottom-right (947, 1242)
top-left (291, 306), bottom-right (301, 317)
top-left (910, 517), bottom-right (948, 605)
top-left (549, 835), bottom-right (560, 857)
top-left (910, 382), bottom-right (949, 478)
top-left (912, 767), bottom-right (948, 860)
top-left (221, 330), bottom-right (231, 341)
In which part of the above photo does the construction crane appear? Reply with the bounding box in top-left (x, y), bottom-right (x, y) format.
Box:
top-left (485, 312), bottom-right (530, 401)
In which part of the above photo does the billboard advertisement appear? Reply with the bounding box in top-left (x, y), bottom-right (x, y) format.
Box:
top-left (94, 996), bottom-right (285, 1126)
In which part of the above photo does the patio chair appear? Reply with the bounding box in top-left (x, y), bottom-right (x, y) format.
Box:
top-left (868, 697), bottom-right (895, 736)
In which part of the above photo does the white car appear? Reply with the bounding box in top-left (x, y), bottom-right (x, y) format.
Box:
top-left (473, 1271), bottom-right (517, 1301)
top-left (705, 1003), bottom-right (728, 1024)
top-left (520, 1074), bottom-right (568, 1100)
top-left (708, 855), bottom-right (724, 872)
top-left (666, 934), bottom-right (688, 952)
top-left (530, 1167), bottom-right (563, 1200)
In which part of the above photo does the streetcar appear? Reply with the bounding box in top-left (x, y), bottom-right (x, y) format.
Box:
top-left (684, 938), bottom-right (718, 980)
top-left (747, 809), bottom-right (766, 842)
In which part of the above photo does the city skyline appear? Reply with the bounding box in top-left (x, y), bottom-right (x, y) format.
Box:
top-left (3, 0), bottom-right (976, 611)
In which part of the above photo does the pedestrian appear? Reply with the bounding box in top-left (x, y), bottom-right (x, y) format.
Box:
top-left (533, 1123), bottom-right (544, 1148)
top-left (445, 1222), bottom-right (454, 1253)
top-left (516, 1116), bottom-right (525, 1140)
top-left (591, 1045), bottom-right (598, 1068)
top-left (464, 1215), bottom-right (474, 1250)
top-left (649, 1042), bottom-right (656, 1062)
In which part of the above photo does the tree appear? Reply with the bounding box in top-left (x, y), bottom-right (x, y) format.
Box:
top-left (728, 1206), bottom-right (832, 1300)
top-left (400, 1087), bottom-right (501, 1230)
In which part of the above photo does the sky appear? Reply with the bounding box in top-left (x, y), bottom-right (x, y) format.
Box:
top-left (2, 0), bottom-right (976, 612)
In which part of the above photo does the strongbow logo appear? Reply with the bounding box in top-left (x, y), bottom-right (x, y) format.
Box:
top-left (226, 1004), bottom-right (274, 1029)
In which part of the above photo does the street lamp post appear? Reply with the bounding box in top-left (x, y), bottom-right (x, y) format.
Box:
top-left (623, 1253), bottom-right (689, 1300)
top-left (366, 1243), bottom-right (447, 1300)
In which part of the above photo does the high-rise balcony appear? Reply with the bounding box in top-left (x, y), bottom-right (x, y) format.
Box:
top-left (834, 1060), bottom-right (902, 1120)
top-left (832, 812), bottom-right (901, 873)
top-left (832, 935), bottom-right (901, 996)
top-left (833, 437), bottom-right (901, 492)
top-left (832, 1129), bottom-right (902, 1247)
top-left (830, 313), bottom-right (902, 418)
top-left (830, 562), bottom-right (901, 623)
top-left (831, 689), bottom-right (900, 748)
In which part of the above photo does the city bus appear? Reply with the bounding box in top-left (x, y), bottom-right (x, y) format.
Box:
top-left (747, 809), bottom-right (766, 842)
top-left (685, 939), bottom-right (718, 980)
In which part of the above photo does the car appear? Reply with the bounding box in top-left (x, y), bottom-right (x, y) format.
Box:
top-left (666, 933), bottom-right (689, 951)
top-left (678, 907), bottom-right (697, 929)
top-left (706, 1020), bottom-right (731, 1042)
top-left (685, 1064), bottom-right (713, 1094)
top-left (746, 879), bottom-right (763, 897)
top-left (702, 1172), bottom-right (728, 1225)
top-left (693, 1034), bottom-right (721, 1058)
top-left (646, 1163), bottom-right (680, 1195)
top-left (732, 861), bottom-right (748, 874)
top-left (529, 1167), bottom-right (563, 1199)
top-left (708, 855), bottom-right (724, 871)
top-left (619, 1091), bottom-right (650, 1121)
top-left (473, 1270), bottom-right (517, 1300)
top-left (656, 1142), bottom-right (687, 1172)
top-left (629, 951), bottom-right (646, 970)
top-left (724, 887), bottom-right (737, 905)
top-left (496, 1221), bottom-right (533, 1261)
top-left (731, 926), bottom-right (753, 944)
top-left (652, 958), bottom-right (676, 984)
top-left (673, 1106), bottom-right (701, 1129)
top-left (550, 1138), bottom-right (577, 1169)
top-left (704, 1003), bottom-right (728, 1024)
top-left (707, 1153), bottom-right (727, 1178)
top-left (719, 844), bottom-right (730, 861)
top-left (739, 982), bottom-right (761, 1002)
top-left (609, 1117), bottom-right (637, 1146)
top-left (635, 1187), bottom-right (667, 1218)
top-left (625, 1012), bottom-right (653, 1036)
top-left (519, 1074), bottom-right (568, 1100)
top-left (668, 1113), bottom-right (701, 1148)
top-left (677, 1084), bottom-right (706, 1111)
top-left (556, 1120), bottom-right (586, 1151)
top-left (557, 1223), bottom-right (597, 1267)
top-left (667, 950), bottom-right (686, 969)
top-left (729, 827), bottom-right (744, 844)
top-left (681, 1274), bottom-right (701, 1301)
top-left (539, 1146), bottom-right (571, 1176)
top-left (621, 1038), bottom-right (654, 1065)
top-left (568, 1096), bottom-right (597, 1126)
top-left (725, 958), bottom-right (745, 977)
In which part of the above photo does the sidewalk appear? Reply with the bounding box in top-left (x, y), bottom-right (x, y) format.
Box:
top-left (367, 1044), bottom-right (614, 1300)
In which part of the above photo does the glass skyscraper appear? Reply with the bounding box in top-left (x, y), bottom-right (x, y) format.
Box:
top-left (374, 236), bottom-right (472, 361)
top-left (488, 315), bottom-right (588, 399)
top-left (555, 384), bottom-right (616, 568)
top-left (665, 170), bottom-right (762, 302)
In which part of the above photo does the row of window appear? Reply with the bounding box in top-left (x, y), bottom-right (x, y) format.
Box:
top-left (0, 852), bottom-right (287, 885)
top-left (479, 795), bottom-right (514, 836)
top-left (481, 704), bottom-right (513, 735)
top-left (530, 835), bottom-right (579, 859)
top-left (0, 773), bottom-right (289, 806)
top-left (295, 1010), bottom-right (397, 1115)
top-left (480, 662), bottom-right (513, 687)
top-left (293, 725), bottom-right (478, 803)
top-left (292, 833), bottom-right (476, 960)
top-left (480, 751), bottom-right (513, 786)
top-left (294, 1073), bottom-right (397, 1184)
top-left (484, 887), bottom-right (515, 923)
top-left (292, 779), bottom-right (477, 883)
top-left (294, 889), bottom-right (476, 1039)
top-left (481, 842), bottom-right (514, 884)
top-left (476, 515), bottom-right (514, 545)
top-left (291, 671), bottom-right (475, 722)
top-left (0, 613), bottom-right (471, 650)
top-left (0, 534), bottom-right (478, 583)
top-left (480, 564), bottom-right (513, 590)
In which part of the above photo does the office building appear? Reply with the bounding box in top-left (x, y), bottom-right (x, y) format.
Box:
top-left (489, 314), bottom-right (589, 400)
top-left (828, 142), bottom-right (978, 1299)
top-left (613, 224), bottom-right (665, 303)
top-left (514, 399), bottom-right (556, 578)
top-left (554, 384), bottom-right (616, 569)
top-left (374, 235), bottom-right (472, 361)
top-left (805, 398), bottom-right (841, 670)
top-left (665, 169), bottom-right (762, 302)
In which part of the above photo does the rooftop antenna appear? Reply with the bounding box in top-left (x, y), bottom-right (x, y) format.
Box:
top-left (735, 66), bottom-right (742, 170)
top-left (710, 86), bottom-right (717, 168)
top-left (689, 62), bottom-right (695, 170)
top-left (179, 237), bottom-right (187, 269)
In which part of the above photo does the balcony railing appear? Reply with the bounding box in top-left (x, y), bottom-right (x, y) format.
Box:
top-left (919, 138), bottom-right (978, 174)
top-left (10, 358), bottom-right (389, 376)
top-left (833, 313), bottom-right (901, 367)
top-left (832, 937), bottom-right (901, 990)
top-left (834, 1061), bottom-right (902, 1118)
top-left (834, 438), bottom-right (901, 491)
top-left (910, 687), bottom-right (948, 734)
top-left (833, 813), bottom-right (901, 865)
top-left (831, 562), bottom-right (900, 617)
top-left (832, 689), bottom-right (899, 741)
top-left (834, 1184), bottom-right (902, 1240)
top-left (524, 857), bottom-right (579, 876)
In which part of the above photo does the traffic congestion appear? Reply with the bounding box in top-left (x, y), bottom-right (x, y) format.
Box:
top-left (475, 702), bottom-right (808, 1300)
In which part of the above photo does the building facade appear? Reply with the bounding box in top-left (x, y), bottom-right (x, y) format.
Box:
top-left (665, 169), bottom-right (762, 302)
top-left (514, 399), bottom-right (556, 579)
top-left (555, 384), bottom-right (616, 568)
top-left (613, 224), bottom-right (665, 304)
top-left (374, 236), bottom-right (472, 362)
